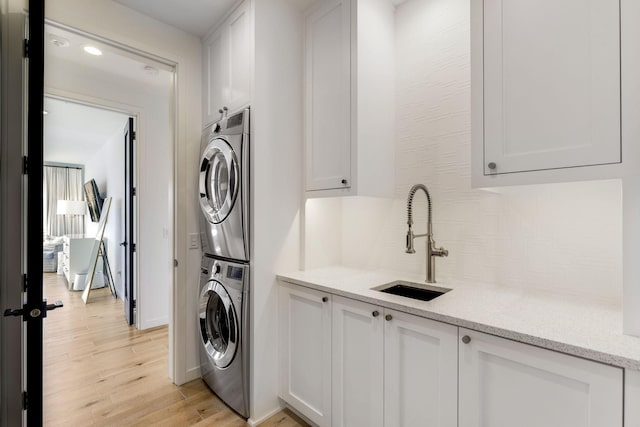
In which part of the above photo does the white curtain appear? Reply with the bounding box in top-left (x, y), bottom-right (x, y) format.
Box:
top-left (43, 166), bottom-right (85, 237)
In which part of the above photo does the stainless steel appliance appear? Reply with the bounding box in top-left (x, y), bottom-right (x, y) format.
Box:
top-left (198, 256), bottom-right (250, 418)
top-left (198, 108), bottom-right (251, 418)
top-left (199, 108), bottom-right (250, 261)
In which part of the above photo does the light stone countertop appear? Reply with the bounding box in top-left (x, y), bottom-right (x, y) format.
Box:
top-left (277, 266), bottom-right (640, 371)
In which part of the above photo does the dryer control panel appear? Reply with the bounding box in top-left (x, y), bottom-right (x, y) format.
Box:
top-left (227, 266), bottom-right (244, 281)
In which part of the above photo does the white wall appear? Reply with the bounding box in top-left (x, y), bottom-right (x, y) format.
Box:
top-left (85, 127), bottom-right (127, 298)
top-left (251, 0), bottom-right (303, 421)
top-left (45, 0), bottom-right (202, 384)
top-left (305, 0), bottom-right (623, 304)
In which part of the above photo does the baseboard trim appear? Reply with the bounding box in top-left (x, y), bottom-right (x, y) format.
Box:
top-left (280, 402), bottom-right (317, 427)
top-left (247, 406), bottom-right (282, 426)
top-left (184, 366), bottom-right (201, 384)
top-left (140, 316), bottom-right (168, 330)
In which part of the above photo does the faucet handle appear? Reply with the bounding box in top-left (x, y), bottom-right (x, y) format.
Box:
top-left (433, 246), bottom-right (448, 257)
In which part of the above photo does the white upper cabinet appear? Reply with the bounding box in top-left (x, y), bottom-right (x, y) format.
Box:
top-left (204, 27), bottom-right (228, 125)
top-left (227, 3), bottom-right (251, 112)
top-left (471, 0), bottom-right (640, 187)
top-left (305, 0), bottom-right (352, 192)
top-left (304, 0), bottom-right (395, 197)
top-left (459, 328), bottom-right (623, 427)
top-left (203, 0), bottom-right (252, 126)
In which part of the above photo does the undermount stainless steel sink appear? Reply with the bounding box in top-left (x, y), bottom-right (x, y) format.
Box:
top-left (373, 281), bottom-right (451, 302)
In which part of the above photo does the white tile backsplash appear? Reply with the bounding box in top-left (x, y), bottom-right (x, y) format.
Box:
top-left (304, 0), bottom-right (623, 303)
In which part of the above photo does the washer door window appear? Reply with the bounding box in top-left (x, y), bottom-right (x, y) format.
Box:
top-left (199, 138), bottom-right (239, 224)
top-left (199, 281), bottom-right (238, 368)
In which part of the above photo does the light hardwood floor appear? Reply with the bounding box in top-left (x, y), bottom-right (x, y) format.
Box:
top-left (43, 273), bottom-right (308, 427)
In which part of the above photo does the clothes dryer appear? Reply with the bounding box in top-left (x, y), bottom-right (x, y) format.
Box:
top-left (199, 108), bottom-right (249, 261)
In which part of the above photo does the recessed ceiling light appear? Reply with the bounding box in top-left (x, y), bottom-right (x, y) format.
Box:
top-left (50, 38), bottom-right (70, 48)
top-left (83, 46), bottom-right (103, 56)
top-left (143, 65), bottom-right (159, 76)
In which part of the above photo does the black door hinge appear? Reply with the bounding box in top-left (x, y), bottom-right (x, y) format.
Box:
top-left (132, 243), bottom-right (136, 253)
top-left (132, 300), bottom-right (136, 309)
top-left (22, 391), bottom-right (28, 410)
top-left (22, 156), bottom-right (28, 175)
top-left (23, 39), bottom-right (29, 58)
top-left (23, 274), bottom-right (27, 292)
top-left (132, 131), bottom-right (136, 141)
top-left (132, 187), bottom-right (136, 196)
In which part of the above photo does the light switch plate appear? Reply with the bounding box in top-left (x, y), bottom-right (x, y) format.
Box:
top-left (189, 233), bottom-right (199, 249)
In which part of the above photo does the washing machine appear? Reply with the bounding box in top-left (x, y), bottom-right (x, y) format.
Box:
top-left (199, 108), bottom-right (250, 261)
top-left (199, 256), bottom-right (250, 417)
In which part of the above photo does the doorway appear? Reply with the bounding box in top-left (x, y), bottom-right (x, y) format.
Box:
top-left (42, 96), bottom-right (135, 321)
top-left (0, 6), bottom-right (181, 424)
top-left (41, 23), bottom-right (175, 424)
top-left (44, 22), bottom-right (175, 329)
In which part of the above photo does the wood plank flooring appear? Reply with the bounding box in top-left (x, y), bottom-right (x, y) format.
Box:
top-left (43, 273), bottom-right (308, 427)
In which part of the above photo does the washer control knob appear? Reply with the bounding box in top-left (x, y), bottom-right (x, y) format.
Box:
top-left (385, 314), bottom-right (393, 321)
top-left (322, 296), bottom-right (328, 303)
top-left (487, 162), bottom-right (497, 170)
top-left (462, 335), bottom-right (471, 344)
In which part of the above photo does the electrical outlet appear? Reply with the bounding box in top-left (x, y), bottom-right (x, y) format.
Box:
top-left (189, 233), bottom-right (199, 249)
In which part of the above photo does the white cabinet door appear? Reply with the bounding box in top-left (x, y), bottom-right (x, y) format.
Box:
top-left (384, 309), bottom-right (458, 427)
top-left (278, 283), bottom-right (332, 427)
top-left (481, 0), bottom-right (621, 175)
top-left (203, 27), bottom-right (228, 126)
top-left (332, 296), bottom-right (383, 427)
top-left (203, 0), bottom-right (251, 126)
top-left (227, 0), bottom-right (251, 113)
top-left (459, 328), bottom-right (623, 427)
top-left (305, 0), bottom-right (352, 192)
top-left (625, 369), bottom-right (640, 427)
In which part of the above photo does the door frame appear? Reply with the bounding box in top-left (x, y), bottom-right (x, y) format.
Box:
top-left (44, 18), bottom-right (178, 375)
top-left (44, 93), bottom-right (143, 322)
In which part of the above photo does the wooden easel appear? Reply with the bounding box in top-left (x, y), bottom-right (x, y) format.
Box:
top-left (82, 197), bottom-right (112, 304)
top-left (99, 240), bottom-right (117, 298)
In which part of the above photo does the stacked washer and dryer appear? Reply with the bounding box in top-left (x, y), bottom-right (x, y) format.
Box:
top-left (198, 108), bottom-right (250, 418)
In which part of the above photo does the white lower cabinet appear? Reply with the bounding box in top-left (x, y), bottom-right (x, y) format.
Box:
top-left (384, 309), bottom-right (458, 427)
top-left (458, 328), bottom-right (623, 427)
top-left (278, 284), bottom-right (625, 427)
top-left (331, 296), bottom-right (384, 427)
top-left (332, 295), bottom-right (458, 427)
top-left (278, 283), bottom-right (332, 427)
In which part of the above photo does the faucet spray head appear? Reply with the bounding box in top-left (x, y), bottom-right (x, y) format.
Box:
top-left (406, 229), bottom-right (416, 254)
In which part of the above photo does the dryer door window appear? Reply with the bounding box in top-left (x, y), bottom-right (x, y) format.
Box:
top-left (199, 281), bottom-right (238, 368)
top-left (199, 138), bottom-right (239, 224)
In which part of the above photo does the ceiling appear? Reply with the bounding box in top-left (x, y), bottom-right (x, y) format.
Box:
top-left (113, 0), bottom-right (237, 37)
top-left (45, 24), bottom-right (174, 88)
top-left (44, 98), bottom-right (129, 165)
